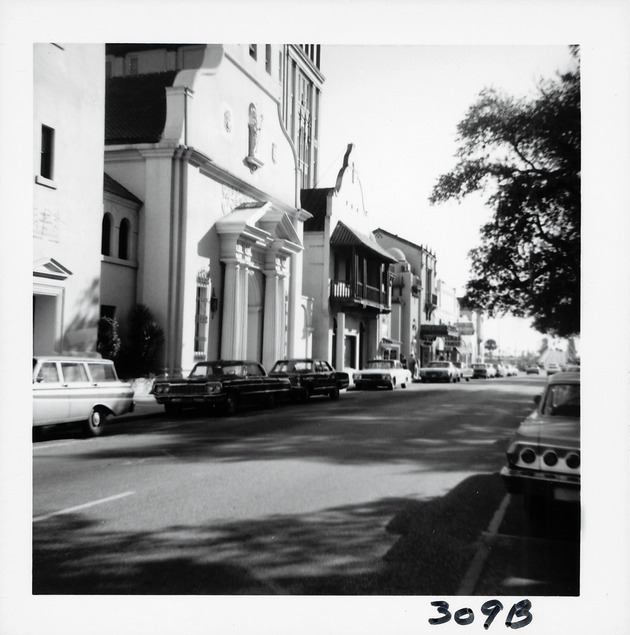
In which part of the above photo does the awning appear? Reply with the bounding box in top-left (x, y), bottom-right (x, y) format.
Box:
top-left (420, 324), bottom-right (459, 338)
top-left (330, 221), bottom-right (398, 263)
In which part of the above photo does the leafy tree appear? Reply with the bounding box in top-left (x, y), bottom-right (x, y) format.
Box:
top-left (430, 48), bottom-right (580, 338)
top-left (117, 304), bottom-right (165, 378)
top-left (96, 316), bottom-right (121, 360)
top-left (484, 338), bottom-right (497, 358)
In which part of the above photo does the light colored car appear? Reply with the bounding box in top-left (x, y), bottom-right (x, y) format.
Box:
top-left (472, 363), bottom-right (496, 379)
top-left (454, 362), bottom-right (474, 381)
top-left (419, 360), bottom-right (460, 383)
top-left (33, 356), bottom-right (135, 436)
top-left (545, 362), bottom-right (561, 376)
top-left (526, 365), bottom-right (541, 375)
top-left (500, 372), bottom-right (580, 515)
top-left (353, 359), bottom-right (411, 390)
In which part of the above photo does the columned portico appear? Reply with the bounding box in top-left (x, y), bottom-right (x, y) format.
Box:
top-left (216, 202), bottom-right (302, 367)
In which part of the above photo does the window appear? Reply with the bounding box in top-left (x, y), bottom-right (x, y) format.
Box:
top-left (36, 362), bottom-right (60, 383)
top-left (194, 270), bottom-right (210, 356)
top-left (101, 214), bottom-right (112, 256)
top-left (118, 218), bottom-right (130, 259)
top-left (128, 57), bottom-right (138, 75)
top-left (40, 125), bottom-right (54, 180)
top-left (249, 44), bottom-right (257, 60)
top-left (88, 363), bottom-right (117, 382)
top-left (61, 362), bottom-right (89, 383)
top-left (265, 45), bottom-right (272, 74)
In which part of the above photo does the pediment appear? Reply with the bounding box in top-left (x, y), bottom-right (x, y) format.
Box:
top-left (33, 258), bottom-right (73, 280)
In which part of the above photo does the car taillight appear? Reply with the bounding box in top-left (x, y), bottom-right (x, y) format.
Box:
top-left (566, 452), bottom-right (580, 469)
top-left (543, 451), bottom-right (558, 466)
top-left (520, 448), bottom-right (536, 464)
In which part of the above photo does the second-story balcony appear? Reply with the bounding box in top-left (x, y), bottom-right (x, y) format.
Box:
top-left (330, 278), bottom-right (390, 310)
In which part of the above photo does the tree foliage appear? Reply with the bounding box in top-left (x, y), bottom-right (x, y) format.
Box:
top-left (430, 49), bottom-right (580, 337)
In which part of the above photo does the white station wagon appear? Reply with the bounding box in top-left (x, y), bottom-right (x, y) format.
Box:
top-left (33, 356), bottom-right (135, 436)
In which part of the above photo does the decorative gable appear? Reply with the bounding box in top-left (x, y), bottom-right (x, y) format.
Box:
top-left (33, 258), bottom-right (73, 280)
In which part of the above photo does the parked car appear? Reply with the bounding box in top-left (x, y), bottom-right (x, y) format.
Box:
top-left (545, 362), bottom-right (561, 376)
top-left (353, 359), bottom-right (411, 390)
top-left (419, 360), bottom-right (460, 383)
top-left (453, 361), bottom-right (474, 381)
top-left (526, 365), bottom-right (542, 375)
top-left (269, 358), bottom-right (349, 401)
top-left (33, 355), bottom-right (135, 437)
top-left (472, 363), bottom-right (496, 379)
top-left (500, 372), bottom-right (580, 515)
top-left (493, 363), bottom-right (507, 377)
top-left (151, 360), bottom-right (292, 415)
top-left (506, 364), bottom-right (519, 377)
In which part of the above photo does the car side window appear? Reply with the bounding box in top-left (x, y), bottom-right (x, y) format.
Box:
top-left (246, 363), bottom-right (263, 377)
top-left (88, 363), bottom-right (116, 382)
top-left (61, 362), bottom-right (89, 383)
top-left (36, 362), bottom-right (60, 383)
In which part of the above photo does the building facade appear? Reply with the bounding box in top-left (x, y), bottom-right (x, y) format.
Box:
top-left (33, 44), bottom-right (106, 355)
top-left (103, 44), bottom-right (322, 375)
top-left (301, 145), bottom-right (397, 372)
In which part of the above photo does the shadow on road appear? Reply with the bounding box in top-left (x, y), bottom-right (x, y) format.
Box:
top-left (33, 474), bottom-right (524, 596)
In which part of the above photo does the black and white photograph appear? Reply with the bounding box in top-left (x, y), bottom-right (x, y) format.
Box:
top-left (1, 1), bottom-right (629, 634)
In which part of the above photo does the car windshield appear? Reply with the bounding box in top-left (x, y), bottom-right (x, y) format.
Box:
top-left (542, 383), bottom-right (580, 417)
top-left (366, 360), bottom-right (393, 369)
top-left (190, 363), bottom-right (246, 377)
top-left (429, 362), bottom-right (449, 368)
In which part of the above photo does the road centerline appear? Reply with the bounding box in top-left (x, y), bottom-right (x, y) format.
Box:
top-left (33, 491), bottom-right (136, 523)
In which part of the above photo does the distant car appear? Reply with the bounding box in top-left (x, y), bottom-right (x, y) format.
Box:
top-left (151, 360), bottom-right (292, 415)
top-left (33, 356), bottom-right (135, 437)
top-left (545, 362), bottom-right (561, 376)
top-left (454, 361), bottom-right (473, 381)
top-left (500, 372), bottom-right (580, 515)
top-left (564, 364), bottom-right (581, 373)
top-left (353, 359), bottom-right (411, 390)
top-left (526, 365), bottom-right (541, 375)
top-left (493, 363), bottom-right (506, 378)
top-left (419, 360), bottom-right (460, 383)
top-left (269, 358), bottom-right (349, 401)
top-left (472, 363), bottom-right (496, 379)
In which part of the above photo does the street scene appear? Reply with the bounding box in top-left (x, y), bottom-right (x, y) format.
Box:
top-left (7, 8), bottom-right (622, 631)
top-left (33, 373), bottom-right (579, 597)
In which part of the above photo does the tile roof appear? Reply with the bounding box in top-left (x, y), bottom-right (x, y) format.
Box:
top-left (105, 71), bottom-right (178, 145)
top-left (103, 172), bottom-right (143, 205)
top-left (301, 188), bottom-right (333, 231)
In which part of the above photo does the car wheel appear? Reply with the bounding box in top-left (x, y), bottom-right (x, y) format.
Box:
top-left (223, 394), bottom-right (238, 416)
top-left (329, 386), bottom-right (340, 400)
top-left (84, 407), bottom-right (108, 437)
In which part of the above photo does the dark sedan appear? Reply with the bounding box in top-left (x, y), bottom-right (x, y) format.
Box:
top-left (151, 360), bottom-right (292, 415)
top-left (269, 358), bottom-right (349, 401)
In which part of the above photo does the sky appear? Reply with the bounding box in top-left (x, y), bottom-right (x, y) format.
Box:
top-left (315, 45), bottom-right (577, 355)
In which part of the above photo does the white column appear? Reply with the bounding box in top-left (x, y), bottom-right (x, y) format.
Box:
top-left (221, 261), bottom-right (241, 359)
top-left (336, 311), bottom-right (346, 370)
top-left (262, 270), bottom-right (281, 370)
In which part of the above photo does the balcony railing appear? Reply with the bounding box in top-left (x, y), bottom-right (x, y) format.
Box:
top-left (330, 279), bottom-right (389, 308)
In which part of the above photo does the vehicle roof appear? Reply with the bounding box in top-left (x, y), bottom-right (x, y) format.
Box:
top-left (33, 355), bottom-right (109, 363)
top-left (547, 371), bottom-right (580, 384)
top-left (272, 358), bottom-right (319, 363)
top-left (193, 359), bottom-right (262, 365)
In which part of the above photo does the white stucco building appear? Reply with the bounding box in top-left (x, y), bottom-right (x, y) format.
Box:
top-left (103, 44), bottom-right (322, 375)
top-left (33, 44), bottom-right (106, 355)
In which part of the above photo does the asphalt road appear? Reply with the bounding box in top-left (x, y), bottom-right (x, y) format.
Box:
top-left (32, 375), bottom-right (580, 596)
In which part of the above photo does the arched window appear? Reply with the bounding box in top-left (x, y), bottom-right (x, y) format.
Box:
top-left (118, 218), bottom-right (130, 260)
top-left (101, 213), bottom-right (112, 256)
